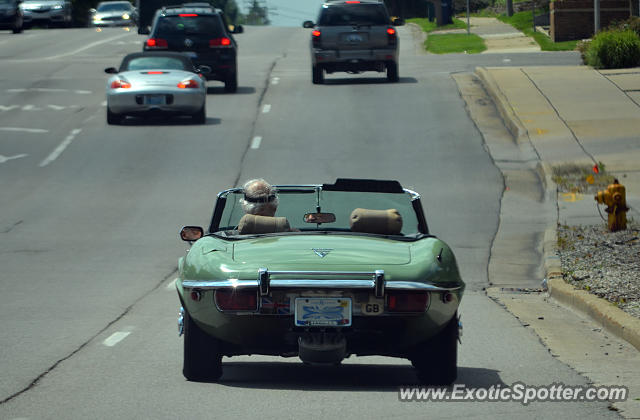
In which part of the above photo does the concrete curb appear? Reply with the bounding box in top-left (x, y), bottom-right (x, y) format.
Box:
top-left (476, 68), bottom-right (640, 353)
top-left (475, 67), bottom-right (528, 144)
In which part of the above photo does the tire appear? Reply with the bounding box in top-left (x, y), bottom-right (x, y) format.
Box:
top-left (312, 65), bottom-right (323, 84)
top-left (192, 104), bottom-right (206, 124)
top-left (12, 16), bottom-right (23, 33)
top-left (410, 312), bottom-right (458, 385)
top-left (224, 74), bottom-right (237, 93)
top-left (387, 61), bottom-right (399, 83)
top-left (183, 308), bottom-right (223, 381)
top-left (106, 107), bottom-right (122, 125)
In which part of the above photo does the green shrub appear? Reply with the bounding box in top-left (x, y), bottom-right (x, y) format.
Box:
top-left (585, 29), bottom-right (640, 69)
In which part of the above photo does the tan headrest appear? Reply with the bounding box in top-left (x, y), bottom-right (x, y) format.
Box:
top-left (350, 208), bottom-right (403, 235)
top-left (238, 214), bottom-right (291, 234)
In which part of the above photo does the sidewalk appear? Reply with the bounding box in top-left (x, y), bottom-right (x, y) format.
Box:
top-left (430, 17), bottom-right (541, 53)
top-left (476, 65), bottom-right (640, 351)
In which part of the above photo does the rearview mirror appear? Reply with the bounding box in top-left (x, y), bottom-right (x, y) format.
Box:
top-left (304, 213), bottom-right (336, 224)
top-left (104, 67), bottom-right (117, 74)
top-left (180, 226), bottom-right (204, 241)
top-left (232, 24), bottom-right (243, 34)
top-left (392, 18), bottom-right (405, 26)
top-left (302, 20), bottom-right (314, 28)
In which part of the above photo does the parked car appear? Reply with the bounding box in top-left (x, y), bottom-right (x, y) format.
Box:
top-left (176, 179), bottom-right (464, 384)
top-left (20, 0), bottom-right (71, 27)
top-left (90, 1), bottom-right (136, 27)
top-left (303, 0), bottom-right (404, 84)
top-left (143, 3), bottom-right (243, 92)
top-left (0, 0), bottom-right (24, 33)
top-left (104, 51), bottom-right (209, 124)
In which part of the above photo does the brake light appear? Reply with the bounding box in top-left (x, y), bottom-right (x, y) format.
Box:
top-left (387, 27), bottom-right (397, 46)
top-left (146, 71), bottom-right (164, 74)
top-left (209, 37), bottom-right (231, 47)
top-left (312, 29), bottom-right (321, 47)
top-left (387, 292), bottom-right (429, 312)
top-left (215, 289), bottom-right (258, 311)
top-left (110, 79), bottom-right (131, 89)
top-left (346, 1), bottom-right (360, 3)
top-left (146, 38), bottom-right (168, 49)
top-left (179, 13), bottom-right (197, 17)
top-left (177, 79), bottom-right (199, 89)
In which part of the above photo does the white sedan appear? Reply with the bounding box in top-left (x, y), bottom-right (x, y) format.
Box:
top-left (105, 52), bottom-right (209, 125)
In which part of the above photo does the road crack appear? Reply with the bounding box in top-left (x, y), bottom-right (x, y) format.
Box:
top-left (0, 267), bottom-right (178, 405)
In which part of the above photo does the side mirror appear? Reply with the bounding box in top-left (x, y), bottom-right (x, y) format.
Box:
top-left (89, 8), bottom-right (96, 13)
top-left (104, 67), bottom-right (118, 74)
top-left (197, 65), bottom-right (212, 75)
top-left (304, 213), bottom-right (336, 224)
top-left (232, 24), bottom-right (243, 34)
top-left (180, 226), bottom-right (204, 241)
top-left (302, 20), bottom-right (314, 28)
top-left (392, 17), bottom-right (405, 26)
top-left (138, 25), bottom-right (150, 35)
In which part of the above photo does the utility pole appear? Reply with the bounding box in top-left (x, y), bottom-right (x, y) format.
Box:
top-left (594, 0), bottom-right (600, 34)
top-left (506, 0), bottom-right (514, 16)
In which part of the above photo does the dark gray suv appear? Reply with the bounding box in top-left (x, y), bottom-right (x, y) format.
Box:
top-left (303, 0), bottom-right (404, 84)
top-left (0, 0), bottom-right (24, 33)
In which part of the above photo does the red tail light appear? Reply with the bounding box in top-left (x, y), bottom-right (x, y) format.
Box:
top-left (209, 37), bottom-right (231, 47)
top-left (312, 29), bottom-right (321, 47)
top-left (146, 71), bottom-right (165, 74)
top-left (215, 289), bottom-right (258, 311)
top-left (177, 79), bottom-right (199, 89)
top-left (387, 27), bottom-right (397, 45)
top-left (387, 292), bottom-right (429, 312)
top-left (146, 38), bottom-right (168, 49)
top-left (110, 79), bottom-right (131, 89)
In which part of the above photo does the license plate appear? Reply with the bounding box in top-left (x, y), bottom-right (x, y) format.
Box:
top-left (145, 95), bottom-right (165, 105)
top-left (184, 51), bottom-right (198, 59)
top-left (295, 298), bottom-right (352, 327)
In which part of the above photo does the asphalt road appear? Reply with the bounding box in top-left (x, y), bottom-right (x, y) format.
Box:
top-left (0, 26), bottom-right (618, 419)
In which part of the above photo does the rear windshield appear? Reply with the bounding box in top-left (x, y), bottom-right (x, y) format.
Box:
top-left (97, 2), bottom-right (132, 12)
top-left (154, 15), bottom-right (223, 38)
top-left (317, 4), bottom-right (390, 26)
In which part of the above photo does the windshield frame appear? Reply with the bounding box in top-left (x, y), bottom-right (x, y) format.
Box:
top-left (207, 183), bottom-right (429, 239)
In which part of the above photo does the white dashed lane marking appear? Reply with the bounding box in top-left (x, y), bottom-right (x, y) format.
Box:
top-left (166, 278), bottom-right (177, 290)
top-left (262, 104), bottom-right (271, 113)
top-left (271, 77), bottom-right (280, 85)
top-left (250, 136), bottom-right (262, 149)
top-left (0, 154), bottom-right (28, 164)
top-left (0, 127), bottom-right (48, 133)
top-left (103, 331), bottom-right (131, 347)
top-left (39, 128), bottom-right (82, 168)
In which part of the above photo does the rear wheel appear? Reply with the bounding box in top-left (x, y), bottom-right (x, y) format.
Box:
top-left (410, 313), bottom-right (458, 385)
top-left (312, 65), bottom-right (324, 84)
top-left (192, 104), bottom-right (206, 124)
top-left (12, 16), bottom-right (23, 33)
top-left (106, 108), bottom-right (122, 125)
top-left (224, 74), bottom-right (238, 93)
top-left (387, 61), bottom-right (399, 82)
top-left (183, 308), bottom-right (223, 381)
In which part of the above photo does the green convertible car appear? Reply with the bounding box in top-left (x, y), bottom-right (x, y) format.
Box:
top-left (176, 179), bottom-right (464, 384)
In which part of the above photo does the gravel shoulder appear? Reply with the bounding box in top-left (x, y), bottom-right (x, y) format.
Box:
top-left (557, 222), bottom-right (640, 319)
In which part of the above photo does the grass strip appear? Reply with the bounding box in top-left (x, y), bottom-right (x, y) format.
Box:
top-left (407, 17), bottom-right (467, 33)
top-left (426, 33), bottom-right (487, 54)
top-left (498, 11), bottom-right (579, 51)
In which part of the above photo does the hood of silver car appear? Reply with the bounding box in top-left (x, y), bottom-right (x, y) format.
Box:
top-left (21, 1), bottom-right (63, 9)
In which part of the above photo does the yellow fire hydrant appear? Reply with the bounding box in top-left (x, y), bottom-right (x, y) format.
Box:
top-left (594, 179), bottom-right (628, 231)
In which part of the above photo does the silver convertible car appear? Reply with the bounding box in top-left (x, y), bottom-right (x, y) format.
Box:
top-left (104, 51), bottom-right (209, 125)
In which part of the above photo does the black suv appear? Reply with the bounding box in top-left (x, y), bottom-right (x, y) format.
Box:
top-left (143, 3), bottom-right (242, 92)
top-left (0, 0), bottom-right (24, 33)
top-left (303, 0), bottom-right (404, 84)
